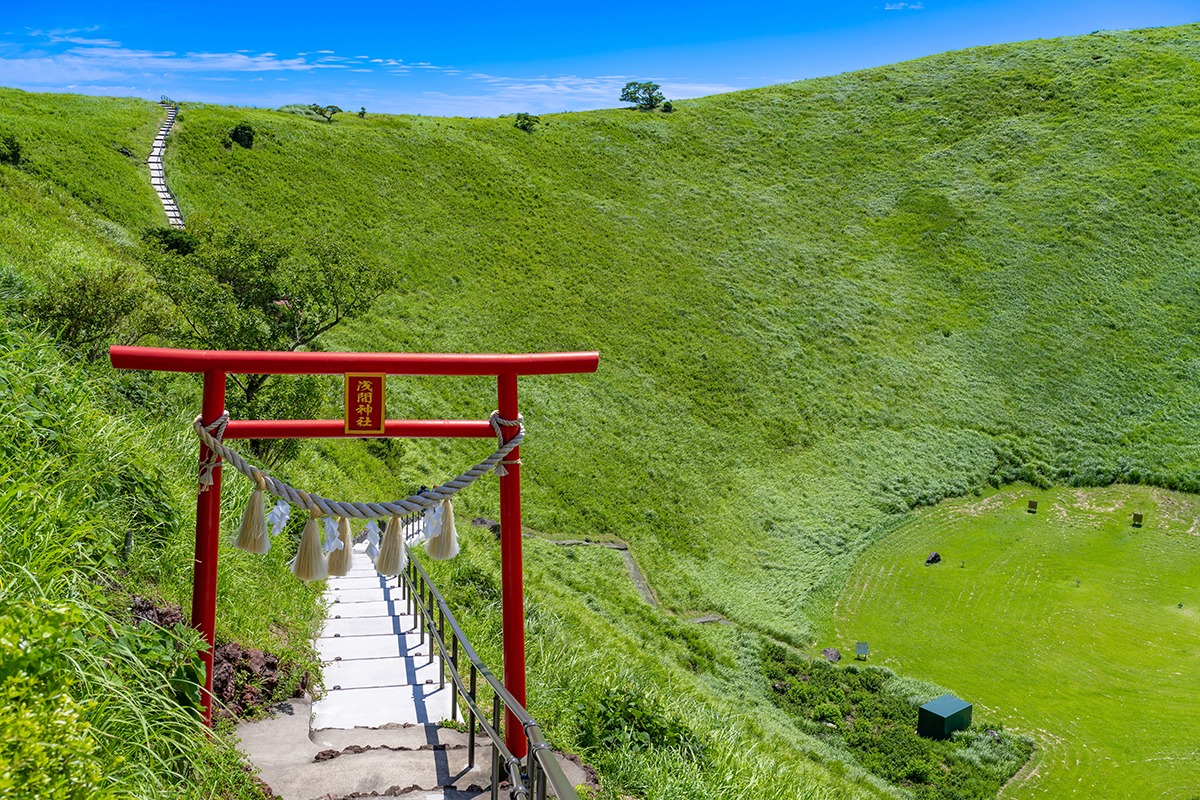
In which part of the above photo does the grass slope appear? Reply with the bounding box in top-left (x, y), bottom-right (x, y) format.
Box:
top-left (160, 23), bottom-right (1200, 646)
top-left (0, 104), bottom-right (324, 797)
top-left (834, 486), bottom-right (1200, 797)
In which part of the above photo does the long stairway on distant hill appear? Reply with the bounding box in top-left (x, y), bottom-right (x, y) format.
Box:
top-left (148, 100), bottom-right (183, 229)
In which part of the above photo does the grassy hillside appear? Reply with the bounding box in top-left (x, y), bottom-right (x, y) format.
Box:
top-left (0, 106), bottom-right (324, 797)
top-left (159, 22), bottom-right (1200, 644)
top-left (3, 20), bottom-right (1200, 799)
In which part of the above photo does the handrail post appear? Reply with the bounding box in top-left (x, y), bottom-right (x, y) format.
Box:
top-left (418, 572), bottom-right (426, 646)
top-left (450, 635), bottom-right (459, 722)
top-left (427, 583), bottom-right (435, 665)
top-left (492, 693), bottom-right (503, 800)
top-left (438, 607), bottom-right (446, 690)
top-left (527, 735), bottom-right (541, 798)
top-left (194, 370), bottom-right (226, 726)
top-left (469, 664), bottom-right (478, 768)
top-left (407, 559), bottom-right (415, 619)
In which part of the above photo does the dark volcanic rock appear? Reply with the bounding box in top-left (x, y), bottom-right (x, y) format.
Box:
top-left (821, 647), bottom-right (841, 663)
top-left (926, 551), bottom-right (942, 565)
top-left (130, 595), bottom-right (186, 628)
top-left (211, 641), bottom-right (286, 721)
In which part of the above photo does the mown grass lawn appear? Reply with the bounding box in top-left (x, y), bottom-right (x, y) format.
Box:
top-left (833, 485), bottom-right (1200, 798)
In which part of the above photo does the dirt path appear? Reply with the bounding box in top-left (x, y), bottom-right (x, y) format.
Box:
top-left (535, 534), bottom-right (731, 625)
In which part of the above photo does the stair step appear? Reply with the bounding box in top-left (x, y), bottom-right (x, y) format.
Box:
top-left (329, 573), bottom-right (390, 586)
top-left (311, 723), bottom-right (473, 751)
top-left (322, 615), bottom-right (418, 638)
top-left (313, 683), bottom-right (455, 729)
top-left (317, 631), bottom-right (436, 661)
top-left (330, 586), bottom-right (404, 603)
top-left (327, 599), bottom-right (405, 618)
top-left (324, 654), bottom-right (444, 689)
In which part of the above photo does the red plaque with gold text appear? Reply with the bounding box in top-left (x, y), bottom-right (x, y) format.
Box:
top-left (344, 374), bottom-right (386, 435)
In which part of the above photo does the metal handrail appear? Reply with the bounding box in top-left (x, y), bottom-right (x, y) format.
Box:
top-left (398, 518), bottom-right (578, 800)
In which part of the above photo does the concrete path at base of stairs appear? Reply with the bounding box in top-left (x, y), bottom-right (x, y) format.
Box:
top-left (237, 697), bottom-right (494, 800)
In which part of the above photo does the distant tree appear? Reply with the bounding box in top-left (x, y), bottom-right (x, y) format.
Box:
top-left (308, 104), bottom-right (343, 123)
top-left (620, 81), bottom-right (665, 111)
top-left (146, 222), bottom-right (398, 464)
top-left (229, 122), bottom-right (255, 149)
top-left (0, 130), bottom-right (20, 165)
top-left (358, 107), bottom-right (367, 118)
top-left (513, 112), bottom-right (541, 133)
top-left (662, 100), bottom-right (675, 113)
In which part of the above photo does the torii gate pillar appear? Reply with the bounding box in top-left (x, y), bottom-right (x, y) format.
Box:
top-left (194, 369), bottom-right (226, 725)
top-left (497, 372), bottom-right (525, 751)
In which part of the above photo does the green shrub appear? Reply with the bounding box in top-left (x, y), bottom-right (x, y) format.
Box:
top-left (762, 642), bottom-right (1033, 798)
top-left (143, 226), bottom-right (200, 256)
top-left (813, 701), bottom-right (841, 723)
top-left (576, 686), bottom-right (700, 757)
top-left (22, 256), bottom-right (164, 359)
top-left (0, 603), bottom-right (109, 799)
top-left (277, 104), bottom-right (322, 120)
top-left (228, 122), bottom-right (254, 149)
top-left (0, 130), bottom-right (19, 166)
top-left (513, 112), bottom-right (541, 133)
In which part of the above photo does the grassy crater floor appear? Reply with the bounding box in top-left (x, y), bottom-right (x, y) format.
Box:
top-left (832, 485), bottom-right (1200, 798)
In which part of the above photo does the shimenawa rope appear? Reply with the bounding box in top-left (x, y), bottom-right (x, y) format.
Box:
top-left (193, 410), bottom-right (523, 519)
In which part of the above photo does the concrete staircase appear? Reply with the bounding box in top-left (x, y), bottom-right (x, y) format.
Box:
top-left (149, 101), bottom-right (183, 229)
top-left (236, 546), bottom-right (588, 799)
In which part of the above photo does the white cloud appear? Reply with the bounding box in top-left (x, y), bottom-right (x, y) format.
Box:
top-left (659, 80), bottom-right (743, 98)
top-left (0, 33), bottom-right (739, 117)
top-left (884, 2), bottom-right (924, 9)
top-left (57, 36), bottom-right (121, 46)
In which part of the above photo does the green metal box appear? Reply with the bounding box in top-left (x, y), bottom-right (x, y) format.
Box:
top-left (917, 694), bottom-right (972, 739)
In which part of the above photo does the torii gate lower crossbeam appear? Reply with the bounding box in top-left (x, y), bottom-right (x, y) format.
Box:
top-left (109, 346), bottom-right (599, 759)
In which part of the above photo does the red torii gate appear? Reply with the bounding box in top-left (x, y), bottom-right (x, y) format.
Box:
top-left (109, 345), bottom-right (599, 758)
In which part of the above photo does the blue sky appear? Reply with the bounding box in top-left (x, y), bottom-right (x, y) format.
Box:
top-left (1, 1), bottom-right (1197, 116)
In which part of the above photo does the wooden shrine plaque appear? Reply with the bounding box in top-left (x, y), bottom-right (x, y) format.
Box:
top-left (345, 374), bottom-right (386, 435)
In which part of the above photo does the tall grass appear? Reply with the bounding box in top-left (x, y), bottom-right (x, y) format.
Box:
top-left (0, 288), bottom-right (320, 795)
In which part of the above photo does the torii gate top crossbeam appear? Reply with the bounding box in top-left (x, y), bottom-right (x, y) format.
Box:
top-left (109, 345), bottom-right (599, 377)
